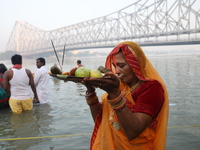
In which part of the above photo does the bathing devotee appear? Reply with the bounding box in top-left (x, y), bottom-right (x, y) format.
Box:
top-left (3, 54), bottom-right (39, 113)
top-left (34, 57), bottom-right (50, 104)
top-left (77, 60), bottom-right (84, 68)
top-left (81, 41), bottom-right (169, 150)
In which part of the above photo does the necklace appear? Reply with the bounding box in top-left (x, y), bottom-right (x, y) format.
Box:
top-left (109, 80), bottom-right (142, 130)
top-left (125, 80), bottom-right (142, 97)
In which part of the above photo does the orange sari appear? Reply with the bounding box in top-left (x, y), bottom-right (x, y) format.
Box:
top-left (90, 41), bottom-right (169, 150)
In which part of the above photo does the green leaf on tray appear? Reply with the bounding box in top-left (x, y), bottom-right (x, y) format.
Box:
top-left (56, 74), bottom-right (68, 78)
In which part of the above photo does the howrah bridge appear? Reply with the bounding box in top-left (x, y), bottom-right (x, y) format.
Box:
top-left (5, 0), bottom-right (200, 56)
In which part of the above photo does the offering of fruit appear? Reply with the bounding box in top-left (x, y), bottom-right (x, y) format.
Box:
top-left (69, 67), bottom-right (78, 76)
top-left (49, 65), bottom-right (106, 82)
top-left (50, 66), bottom-right (62, 74)
top-left (75, 67), bottom-right (91, 77)
top-left (90, 69), bottom-right (103, 78)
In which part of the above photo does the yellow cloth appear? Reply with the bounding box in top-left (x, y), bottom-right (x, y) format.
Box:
top-left (9, 97), bottom-right (33, 114)
top-left (92, 41), bottom-right (169, 150)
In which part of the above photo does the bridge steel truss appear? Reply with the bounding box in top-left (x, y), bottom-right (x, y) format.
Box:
top-left (5, 0), bottom-right (200, 55)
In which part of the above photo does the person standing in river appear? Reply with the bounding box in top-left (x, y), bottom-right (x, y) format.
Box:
top-left (0, 63), bottom-right (8, 88)
top-left (0, 63), bottom-right (10, 108)
top-left (81, 41), bottom-right (169, 150)
top-left (34, 57), bottom-right (50, 104)
top-left (77, 60), bottom-right (84, 68)
top-left (3, 54), bottom-right (39, 113)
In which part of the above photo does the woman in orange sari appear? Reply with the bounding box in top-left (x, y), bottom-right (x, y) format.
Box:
top-left (82, 41), bottom-right (168, 150)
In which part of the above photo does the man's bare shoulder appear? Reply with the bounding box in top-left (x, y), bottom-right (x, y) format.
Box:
top-left (25, 68), bottom-right (31, 72)
top-left (4, 69), bottom-right (12, 76)
top-left (25, 68), bottom-right (33, 76)
top-left (3, 69), bottom-right (13, 80)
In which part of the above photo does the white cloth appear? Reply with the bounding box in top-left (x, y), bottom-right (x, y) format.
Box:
top-left (34, 66), bottom-right (50, 104)
top-left (10, 68), bottom-right (31, 100)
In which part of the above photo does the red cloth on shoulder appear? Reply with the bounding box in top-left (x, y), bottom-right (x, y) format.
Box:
top-left (132, 80), bottom-right (164, 118)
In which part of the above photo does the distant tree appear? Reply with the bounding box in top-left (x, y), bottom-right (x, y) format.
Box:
top-left (0, 50), bottom-right (17, 60)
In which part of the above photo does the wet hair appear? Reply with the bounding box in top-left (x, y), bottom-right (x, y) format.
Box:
top-left (37, 57), bottom-right (46, 65)
top-left (77, 60), bottom-right (81, 64)
top-left (0, 63), bottom-right (7, 74)
top-left (11, 54), bottom-right (22, 65)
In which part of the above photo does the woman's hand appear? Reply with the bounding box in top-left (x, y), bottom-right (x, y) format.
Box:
top-left (101, 72), bottom-right (120, 94)
top-left (82, 77), bottom-right (96, 93)
top-left (82, 72), bottom-right (121, 99)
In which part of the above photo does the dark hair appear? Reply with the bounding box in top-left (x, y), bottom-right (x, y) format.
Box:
top-left (0, 63), bottom-right (7, 74)
top-left (77, 60), bottom-right (81, 64)
top-left (11, 54), bottom-right (22, 65)
top-left (37, 57), bottom-right (46, 65)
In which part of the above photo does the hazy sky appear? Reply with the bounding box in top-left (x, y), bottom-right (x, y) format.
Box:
top-left (0, 0), bottom-right (134, 52)
top-left (0, 0), bottom-right (199, 53)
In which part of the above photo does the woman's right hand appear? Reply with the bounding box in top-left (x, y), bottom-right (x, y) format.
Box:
top-left (82, 73), bottom-right (121, 99)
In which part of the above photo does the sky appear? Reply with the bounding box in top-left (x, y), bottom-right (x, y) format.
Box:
top-left (0, 0), bottom-right (199, 53)
top-left (0, 0), bottom-right (134, 52)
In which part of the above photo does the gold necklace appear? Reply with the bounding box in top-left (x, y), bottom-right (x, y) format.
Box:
top-left (109, 80), bottom-right (142, 130)
top-left (124, 80), bottom-right (142, 97)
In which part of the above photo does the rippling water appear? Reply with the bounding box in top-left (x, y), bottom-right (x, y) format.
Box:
top-left (0, 54), bottom-right (200, 150)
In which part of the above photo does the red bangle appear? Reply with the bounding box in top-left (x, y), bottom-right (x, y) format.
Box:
top-left (86, 88), bottom-right (95, 95)
top-left (88, 101), bottom-right (99, 106)
top-left (113, 104), bottom-right (127, 112)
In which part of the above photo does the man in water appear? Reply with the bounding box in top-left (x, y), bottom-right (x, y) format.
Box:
top-left (34, 57), bottom-right (50, 104)
top-left (77, 60), bottom-right (84, 68)
top-left (3, 54), bottom-right (38, 113)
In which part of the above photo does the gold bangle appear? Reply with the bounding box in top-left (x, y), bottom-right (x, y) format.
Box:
top-left (114, 103), bottom-right (127, 112)
top-left (108, 96), bottom-right (126, 109)
top-left (107, 90), bottom-right (126, 110)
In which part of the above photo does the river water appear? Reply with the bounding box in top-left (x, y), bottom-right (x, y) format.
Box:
top-left (0, 53), bottom-right (200, 150)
